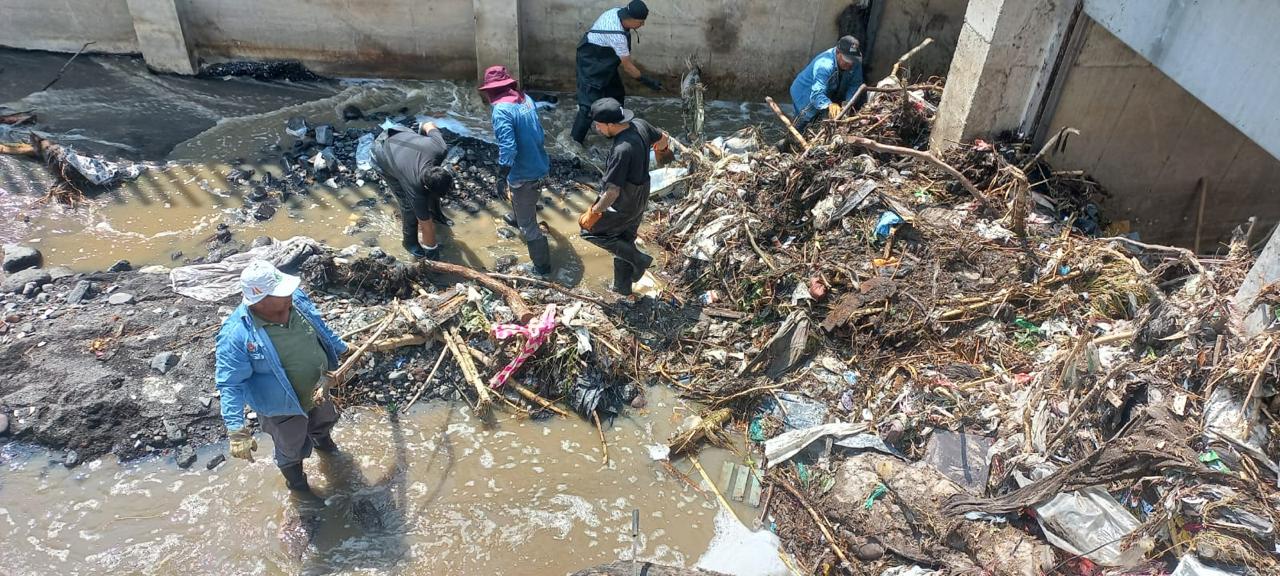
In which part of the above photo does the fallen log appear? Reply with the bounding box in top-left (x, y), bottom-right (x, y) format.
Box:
top-left (510, 382), bottom-right (571, 418)
top-left (443, 326), bottom-right (491, 414)
top-left (418, 260), bottom-right (533, 322)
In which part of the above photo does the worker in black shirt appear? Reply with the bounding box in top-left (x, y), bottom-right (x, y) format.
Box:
top-left (371, 122), bottom-right (455, 259)
top-left (578, 98), bottom-right (671, 297)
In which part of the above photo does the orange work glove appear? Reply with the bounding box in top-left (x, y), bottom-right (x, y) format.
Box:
top-left (827, 103), bottom-right (842, 119)
top-left (578, 208), bottom-right (603, 231)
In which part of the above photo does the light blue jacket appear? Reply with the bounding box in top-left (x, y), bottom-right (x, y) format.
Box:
top-left (215, 290), bottom-right (348, 431)
top-left (492, 94), bottom-right (551, 184)
top-left (790, 47), bottom-right (863, 122)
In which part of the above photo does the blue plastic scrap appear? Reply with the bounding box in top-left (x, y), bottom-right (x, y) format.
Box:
top-left (875, 211), bottom-right (903, 239)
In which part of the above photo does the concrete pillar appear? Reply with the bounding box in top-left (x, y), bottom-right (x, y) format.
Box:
top-left (473, 0), bottom-right (522, 83)
top-left (1235, 226), bottom-right (1280, 338)
top-left (930, 0), bottom-right (1078, 151)
top-left (126, 0), bottom-right (197, 75)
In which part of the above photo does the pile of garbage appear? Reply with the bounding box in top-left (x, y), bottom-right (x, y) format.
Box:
top-left (641, 65), bottom-right (1280, 574)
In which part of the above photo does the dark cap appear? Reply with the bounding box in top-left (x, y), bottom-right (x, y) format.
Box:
top-left (836, 35), bottom-right (862, 58)
top-left (590, 97), bottom-right (635, 124)
top-left (620, 0), bottom-right (649, 21)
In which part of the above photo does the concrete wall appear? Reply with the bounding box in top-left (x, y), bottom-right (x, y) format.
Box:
top-left (1043, 19), bottom-right (1280, 248)
top-left (0, 0), bottom-right (139, 54)
top-left (867, 0), bottom-right (967, 82)
top-left (518, 0), bottom-right (852, 99)
top-left (1083, 0), bottom-right (1280, 163)
top-left (176, 0), bottom-right (478, 79)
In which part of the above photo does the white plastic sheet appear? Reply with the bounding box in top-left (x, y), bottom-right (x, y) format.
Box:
top-left (169, 236), bottom-right (322, 302)
top-left (1034, 487), bottom-right (1147, 567)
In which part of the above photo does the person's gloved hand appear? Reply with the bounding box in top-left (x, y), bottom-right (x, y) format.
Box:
top-left (828, 103), bottom-right (842, 120)
top-left (229, 427), bottom-right (258, 463)
top-left (654, 144), bottom-right (675, 167)
top-left (638, 76), bottom-right (662, 91)
top-left (496, 165), bottom-right (512, 199)
top-left (578, 208), bottom-right (603, 231)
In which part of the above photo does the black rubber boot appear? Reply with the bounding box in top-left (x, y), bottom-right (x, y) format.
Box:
top-left (402, 241), bottom-right (429, 259)
top-left (313, 435), bottom-right (338, 454)
top-left (571, 105), bottom-right (592, 145)
top-left (526, 237), bottom-right (552, 276)
top-left (433, 212), bottom-right (454, 227)
top-left (630, 249), bottom-right (653, 283)
top-left (280, 463), bottom-right (311, 492)
top-left (612, 258), bottom-right (634, 296)
top-left (503, 212), bottom-right (519, 228)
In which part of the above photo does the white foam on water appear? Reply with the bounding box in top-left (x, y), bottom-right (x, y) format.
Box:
top-left (694, 508), bottom-right (790, 576)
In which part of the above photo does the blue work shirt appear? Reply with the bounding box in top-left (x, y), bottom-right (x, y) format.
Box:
top-left (790, 47), bottom-right (864, 122)
top-left (491, 94), bottom-right (551, 184)
top-left (215, 290), bottom-right (348, 431)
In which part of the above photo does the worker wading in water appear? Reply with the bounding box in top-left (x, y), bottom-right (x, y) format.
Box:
top-left (578, 97), bottom-right (674, 298)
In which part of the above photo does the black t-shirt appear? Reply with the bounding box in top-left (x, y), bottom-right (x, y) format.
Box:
top-left (603, 119), bottom-right (663, 189)
top-left (383, 128), bottom-right (447, 195)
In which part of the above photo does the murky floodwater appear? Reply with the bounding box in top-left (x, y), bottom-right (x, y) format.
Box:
top-left (0, 52), bottom-right (785, 575)
top-left (0, 54), bottom-right (776, 285)
top-left (0, 388), bottom-right (756, 575)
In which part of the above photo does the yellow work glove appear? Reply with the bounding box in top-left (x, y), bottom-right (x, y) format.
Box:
top-left (228, 427), bottom-right (258, 463)
top-left (828, 103), bottom-right (842, 119)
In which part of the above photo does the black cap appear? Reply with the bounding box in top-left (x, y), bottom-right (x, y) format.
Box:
top-left (590, 98), bottom-right (635, 124)
top-left (620, 0), bottom-right (649, 21)
top-left (836, 35), bottom-right (862, 58)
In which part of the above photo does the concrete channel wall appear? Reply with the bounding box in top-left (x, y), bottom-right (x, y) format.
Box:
top-left (0, 0), bottom-right (966, 99)
top-left (1043, 20), bottom-right (1280, 249)
top-left (0, 0), bottom-right (139, 54)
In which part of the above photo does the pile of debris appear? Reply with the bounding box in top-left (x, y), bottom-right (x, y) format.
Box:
top-left (640, 44), bottom-right (1280, 575)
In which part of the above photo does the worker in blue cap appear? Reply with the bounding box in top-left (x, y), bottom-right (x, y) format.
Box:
top-left (790, 35), bottom-right (865, 131)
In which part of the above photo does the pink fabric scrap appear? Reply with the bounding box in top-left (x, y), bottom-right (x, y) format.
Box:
top-left (489, 304), bottom-right (558, 389)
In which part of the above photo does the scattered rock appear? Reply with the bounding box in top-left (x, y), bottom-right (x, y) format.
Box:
top-left (315, 124), bottom-right (334, 146)
top-left (253, 203), bottom-right (278, 221)
top-left (2, 244), bottom-right (42, 273)
top-left (176, 446), bottom-right (198, 469)
top-left (286, 115), bottom-right (308, 138)
top-left (47, 266), bottom-right (75, 281)
top-left (341, 105), bottom-right (364, 121)
top-left (0, 413), bottom-right (8, 436)
top-left (66, 280), bottom-right (94, 303)
top-left (63, 449), bottom-right (80, 468)
top-left (151, 351), bottom-right (180, 374)
top-left (252, 236), bottom-right (273, 248)
top-left (2, 268), bottom-right (52, 294)
top-left (206, 453), bottom-right (226, 470)
top-left (108, 260), bottom-right (132, 272)
top-left (107, 292), bottom-right (136, 305)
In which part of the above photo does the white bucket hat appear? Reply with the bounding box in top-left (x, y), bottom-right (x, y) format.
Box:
top-left (239, 260), bottom-right (301, 305)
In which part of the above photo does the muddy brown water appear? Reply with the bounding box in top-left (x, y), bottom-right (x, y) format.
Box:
top-left (0, 53), bottom-right (782, 574)
top-left (0, 388), bottom-right (757, 575)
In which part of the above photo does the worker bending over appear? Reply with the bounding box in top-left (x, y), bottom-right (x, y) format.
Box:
top-left (572, 0), bottom-right (662, 144)
top-left (790, 35), bottom-right (864, 131)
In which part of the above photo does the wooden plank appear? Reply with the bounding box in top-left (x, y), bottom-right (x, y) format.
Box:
top-left (731, 464), bottom-right (750, 502)
top-left (747, 469), bottom-right (763, 508)
top-left (719, 462), bottom-right (736, 494)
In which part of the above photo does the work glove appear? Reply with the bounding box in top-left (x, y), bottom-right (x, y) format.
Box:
top-left (579, 207), bottom-right (603, 231)
top-left (228, 427), bottom-right (258, 463)
top-left (638, 76), bottom-right (663, 91)
top-left (653, 144), bottom-right (675, 167)
top-left (828, 103), bottom-right (842, 120)
top-left (496, 165), bottom-right (512, 199)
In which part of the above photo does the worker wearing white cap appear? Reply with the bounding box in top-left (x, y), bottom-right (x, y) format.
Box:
top-left (214, 260), bottom-right (349, 493)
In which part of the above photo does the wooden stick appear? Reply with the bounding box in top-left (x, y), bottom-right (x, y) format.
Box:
top-left (889, 38), bottom-right (933, 80)
top-left (40, 41), bottom-right (96, 92)
top-left (1194, 177), bottom-right (1208, 254)
top-left (834, 84), bottom-right (867, 121)
top-left (593, 411), bottom-right (610, 465)
top-left (419, 260), bottom-right (533, 322)
top-left (765, 96), bottom-right (810, 150)
top-left (743, 222), bottom-right (778, 271)
top-left (402, 345), bottom-right (449, 413)
top-left (372, 334), bottom-right (428, 352)
top-left (489, 273), bottom-right (610, 308)
top-left (511, 382), bottom-right (571, 417)
top-left (1021, 126), bottom-right (1080, 172)
top-left (1245, 339), bottom-right (1278, 417)
top-left (443, 327), bottom-right (491, 414)
top-left (330, 305), bottom-right (399, 383)
top-left (776, 477), bottom-right (853, 569)
top-left (843, 135), bottom-right (987, 207)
